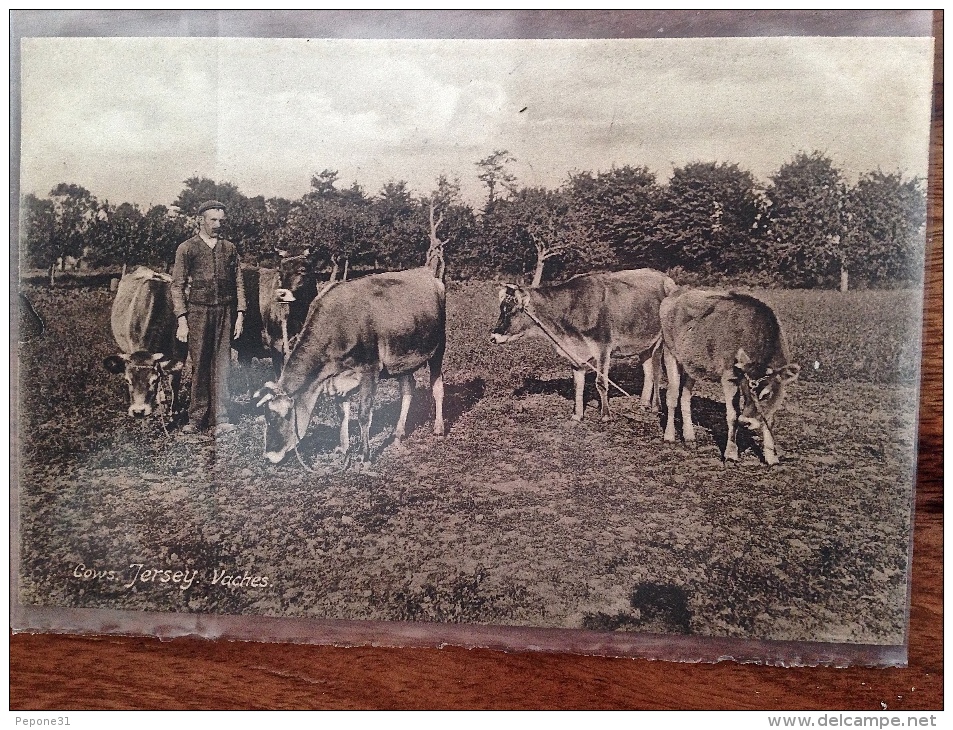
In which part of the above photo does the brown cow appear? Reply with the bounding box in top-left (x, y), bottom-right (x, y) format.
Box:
top-left (254, 266), bottom-right (446, 464)
top-left (490, 269), bottom-right (677, 421)
top-left (102, 267), bottom-right (185, 419)
top-left (660, 289), bottom-right (800, 466)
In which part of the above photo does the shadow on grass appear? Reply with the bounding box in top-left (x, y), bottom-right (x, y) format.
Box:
top-left (512, 360), bottom-right (651, 405)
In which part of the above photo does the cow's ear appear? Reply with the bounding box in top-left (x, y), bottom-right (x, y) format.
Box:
top-left (779, 364), bottom-right (800, 384)
top-left (157, 357), bottom-right (182, 373)
top-left (254, 381), bottom-right (278, 407)
top-left (300, 248), bottom-right (310, 257)
top-left (102, 354), bottom-right (127, 374)
top-left (275, 248), bottom-right (288, 258)
top-left (735, 348), bottom-right (751, 369)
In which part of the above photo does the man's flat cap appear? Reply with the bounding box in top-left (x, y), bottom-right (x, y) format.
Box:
top-left (197, 200), bottom-right (226, 215)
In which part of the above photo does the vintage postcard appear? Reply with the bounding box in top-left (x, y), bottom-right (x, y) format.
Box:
top-left (12, 11), bottom-right (934, 666)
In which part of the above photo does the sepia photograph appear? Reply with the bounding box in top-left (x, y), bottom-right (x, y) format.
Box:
top-left (12, 11), bottom-right (935, 668)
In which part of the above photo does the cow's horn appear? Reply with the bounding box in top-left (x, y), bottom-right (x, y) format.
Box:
top-left (151, 352), bottom-right (165, 363)
top-left (256, 392), bottom-right (275, 407)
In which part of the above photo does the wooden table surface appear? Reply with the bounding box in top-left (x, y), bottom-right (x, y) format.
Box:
top-left (10, 11), bottom-right (943, 711)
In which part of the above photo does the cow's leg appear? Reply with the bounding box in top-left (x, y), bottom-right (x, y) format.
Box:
top-left (596, 352), bottom-right (612, 421)
top-left (429, 347), bottom-right (445, 437)
top-left (663, 346), bottom-right (680, 442)
top-left (571, 367), bottom-right (586, 422)
top-left (647, 345), bottom-right (663, 412)
top-left (761, 420), bottom-right (780, 466)
top-left (394, 375), bottom-right (414, 447)
top-left (680, 375), bottom-right (696, 446)
top-left (721, 375), bottom-right (740, 462)
top-left (639, 357), bottom-right (654, 409)
top-left (336, 401), bottom-right (351, 453)
top-left (356, 375), bottom-right (376, 462)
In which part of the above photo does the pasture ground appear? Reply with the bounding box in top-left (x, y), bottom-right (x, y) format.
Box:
top-left (15, 281), bottom-right (923, 646)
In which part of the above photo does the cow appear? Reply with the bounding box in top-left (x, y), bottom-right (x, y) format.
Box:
top-left (254, 266), bottom-right (446, 464)
top-left (659, 288), bottom-right (800, 466)
top-left (102, 267), bottom-right (186, 419)
top-left (490, 269), bottom-right (677, 422)
top-left (232, 250), bottom-right (324, 383)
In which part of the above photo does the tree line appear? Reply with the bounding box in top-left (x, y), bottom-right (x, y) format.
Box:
top-left (20, 149), bottom-right (926, 290)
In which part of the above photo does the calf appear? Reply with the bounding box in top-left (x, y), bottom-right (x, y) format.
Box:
top-left (660, 289), bottom-right (800, 465)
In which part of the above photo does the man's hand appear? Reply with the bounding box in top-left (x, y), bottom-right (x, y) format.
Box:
top-left (233, 311), bottom-right (244, 340)
top-left (176, 317), bottom-right (189, 343)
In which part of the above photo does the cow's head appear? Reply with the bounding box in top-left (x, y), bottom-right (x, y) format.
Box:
top-left (275, 248), bottom-right (313, 304)
top-left (255, 381), bottom-right (299, 464)
top-left (733, 348), bottom-right (800, 431)
top-left (256, 372), bottom-right (361, 465)
top-left (490, 284), bottom-right (532, 344)
top-left (103, 351), bottom-right (181, 418)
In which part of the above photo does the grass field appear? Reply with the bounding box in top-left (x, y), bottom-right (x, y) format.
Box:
top-left (15, 280), bottom-right (924, 646)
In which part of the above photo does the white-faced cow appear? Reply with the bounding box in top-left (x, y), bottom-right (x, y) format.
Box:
top-left (660, 289), bottom-right (800, 466)
top-left (490, 269), bottom-right (677, 421)
top-left (102, 267), bottom-right (186, 419)
top-left (254, 266), bottom-right (446, 464)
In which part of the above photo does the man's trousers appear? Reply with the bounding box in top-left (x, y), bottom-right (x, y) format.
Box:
top-left (186, 304), bottom-right (234, 428)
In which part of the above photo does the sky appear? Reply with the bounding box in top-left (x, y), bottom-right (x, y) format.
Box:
top-left (18, 36), bottom-right (934, 211)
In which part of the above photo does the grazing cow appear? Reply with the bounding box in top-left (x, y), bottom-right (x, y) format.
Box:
top-left (490, 269), bottom-right (677, 421)
top-left (660, 289), bottom-right (800, 466)
top-left (102, 267), bottom-right (185, 419)
top-left (254, 266), bottom-right (446, 464)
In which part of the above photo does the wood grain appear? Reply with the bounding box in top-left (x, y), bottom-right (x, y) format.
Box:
top-left (10, 11), bottom-right (942, 710)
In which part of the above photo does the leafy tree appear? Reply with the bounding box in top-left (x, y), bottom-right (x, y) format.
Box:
top-left (20, 192), bottom-right (55, 274)
top-left (476, 150), bottom-right (517, 212)
top-left (482, 186), bottom-right (616, 285)
top-left (87, 201), bottom-right (144, 274)
top-left (655, 162), bottom-right (766, 276)
top-left (31, 183), bottom-right (98, 285)
top-left (306, 169), bottom-right (342, 201)
top-left (371, 180), bottom-right (424, 269)
top-left (279, 197), bottom-right (377, 280)
top-left (842, 171), bottom-right (927, 288)
top-left (142, 205), bottom-right (192, 271)
top-left (764, 152), bottom-right (847, 288)
top-left (566, 166), bottom-right (663, 269)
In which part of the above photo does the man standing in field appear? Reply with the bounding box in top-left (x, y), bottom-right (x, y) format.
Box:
top-left (172, 200), bottom-right (246, 436)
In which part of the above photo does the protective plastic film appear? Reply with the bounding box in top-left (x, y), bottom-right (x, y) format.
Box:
top-left (12, 10), bottom-right (935, 668)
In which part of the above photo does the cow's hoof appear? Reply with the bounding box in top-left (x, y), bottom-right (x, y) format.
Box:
top-left (600, 414), bottom-right (611, 423)
top-left (764, 453), bottom-right (780, 467)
